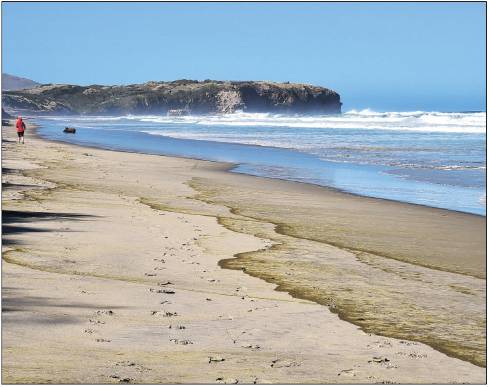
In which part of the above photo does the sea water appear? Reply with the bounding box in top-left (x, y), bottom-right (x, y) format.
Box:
top-left (36, 110), bottom-right (486, 215)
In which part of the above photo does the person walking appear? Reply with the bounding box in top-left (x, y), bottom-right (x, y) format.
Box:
top-left (16, 116), bottom-right (26, 144)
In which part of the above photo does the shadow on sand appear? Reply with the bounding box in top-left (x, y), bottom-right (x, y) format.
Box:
top-left (2, 287), bottom-right (124, 325)
top-left (2, 210), bottom-right (97, 245)
top-left (2, 211), bottom-right (115, 326)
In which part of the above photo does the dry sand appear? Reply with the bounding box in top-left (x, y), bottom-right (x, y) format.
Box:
top-left (1, 122), bottom-right (486, 383)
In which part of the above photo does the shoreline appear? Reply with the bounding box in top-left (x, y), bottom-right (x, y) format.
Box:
top-left (32, 121), bottom-right (487, 280)
top-left (2, 121), bottom-right (486, 382)
top-left (33, 121), bottom-right (485, 218)
top-left (34, 121), bottom-right (487, 353)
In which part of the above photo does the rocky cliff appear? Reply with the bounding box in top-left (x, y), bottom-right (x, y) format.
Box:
top-left (2, 80), bottom-right (341, 115)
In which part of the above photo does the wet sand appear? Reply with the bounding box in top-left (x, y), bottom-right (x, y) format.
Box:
top-left (1, 122), bottom-right (486, 383)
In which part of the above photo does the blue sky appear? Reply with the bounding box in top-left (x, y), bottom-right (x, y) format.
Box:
top-left (2, 2), bottom-right (486, 111)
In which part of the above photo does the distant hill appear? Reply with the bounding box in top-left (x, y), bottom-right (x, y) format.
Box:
top-left (2, 73), bottom-right (40, 91)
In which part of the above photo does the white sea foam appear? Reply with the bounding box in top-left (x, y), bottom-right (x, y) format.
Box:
top-left (43, 110), bottom-right (486, 133)
top-left (479, 194), bottom-right (486, 205)
top-left (434, 165), bottom-right (487, 171)
top-left (141, 130), bottom-right (303, 149)
top-left (136, 110), bottom-right (485, 133)
top-left (140, 111), bottom-right (486, 149)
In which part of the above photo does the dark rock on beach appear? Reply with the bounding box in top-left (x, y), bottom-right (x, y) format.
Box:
top-left (2, 80), bottom-right (342, 116)
top-left (63, 127), bottom-right (76, 134)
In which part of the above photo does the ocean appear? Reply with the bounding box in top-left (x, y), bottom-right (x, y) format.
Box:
top-left (36, 110), bottom-right (486, 215)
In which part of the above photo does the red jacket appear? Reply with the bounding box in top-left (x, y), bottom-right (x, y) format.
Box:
top-left (16, 118), bottom-right (25, 133)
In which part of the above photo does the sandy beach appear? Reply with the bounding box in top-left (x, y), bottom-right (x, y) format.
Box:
top-left (1, 122), bottom-right (486, 383)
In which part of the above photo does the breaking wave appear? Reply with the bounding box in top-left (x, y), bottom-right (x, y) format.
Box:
top-left (139, 110), bottom-right (486, 133)
top-left (43, 110), bottom-right (486, 133)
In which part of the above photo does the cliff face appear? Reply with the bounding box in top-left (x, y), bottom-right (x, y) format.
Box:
top-left (2, 80), bottom-right (341, 115)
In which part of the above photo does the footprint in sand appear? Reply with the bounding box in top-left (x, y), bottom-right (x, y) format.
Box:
top-left (150, 311), bottom-right (178, 317)
top-left (110, 375), bottom-right (132, 383)
top-left (95, 310), bottom-right (114, 316)
top-left (170, 338), bottom-right (193, 345)
top-left (89, 319), bottom-right (106, 325)
top-left (368, 357), bottom-right (396, 369)
top-left (337, 368), bottom-right (356, 377)
top-left (149, 288), bottom-right (175, 294)
top-left (270, 359), bottom-right (301, 368)
top-left (90, 311), bottom-right (113, 333)
top-left (216, 378), bottom-right (239, 384)
top-left (168, 325), bottom-right (186, 330)
top-left (208, 356), bottom-right (225, 363)
top-left (115, 361), bottom-right (152, 373)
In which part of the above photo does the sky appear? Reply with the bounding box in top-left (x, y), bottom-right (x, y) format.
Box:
top-left (2, 2), bottom-right (486, 111)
